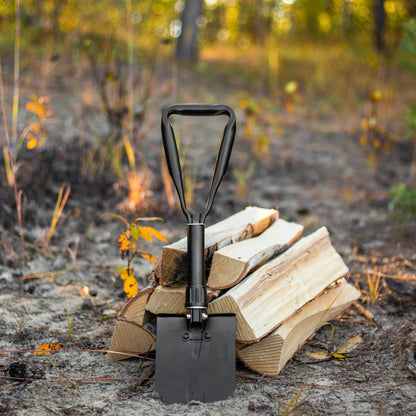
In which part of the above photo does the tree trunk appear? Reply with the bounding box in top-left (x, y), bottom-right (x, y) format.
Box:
top-left (374, 0), bottom-right (386, 52)
top-left (175, 0), bottom-right (203, 62)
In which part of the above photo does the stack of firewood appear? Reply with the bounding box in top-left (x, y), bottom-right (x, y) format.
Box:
top-left (107, 206), bottom-right (360, 376)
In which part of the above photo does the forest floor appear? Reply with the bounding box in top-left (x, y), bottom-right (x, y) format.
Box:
top-left (1, 61), bottom-right (416, 415)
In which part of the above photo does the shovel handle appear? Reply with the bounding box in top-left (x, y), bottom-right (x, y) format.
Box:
top-left (161, 103), bottom-right (236, 223)
top-left (161, 104), bottom-right (236, 313)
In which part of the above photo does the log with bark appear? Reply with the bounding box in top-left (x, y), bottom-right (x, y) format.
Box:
top-left (153, 206), bottom-right (277, 286)
top-left (107, 288), bottom-right (156, 362)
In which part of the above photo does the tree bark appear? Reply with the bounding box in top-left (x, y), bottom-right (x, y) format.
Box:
top-left (374, 0), bottom-right (386, 52)
top-left (175, 0), bottom-right (203, 62)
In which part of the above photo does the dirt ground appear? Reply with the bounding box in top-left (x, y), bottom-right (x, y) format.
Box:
top-left (1, 66), bottom-right (416, 415)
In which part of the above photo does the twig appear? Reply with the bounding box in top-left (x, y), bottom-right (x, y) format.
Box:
top-left (352, 301), bottom-right (379, 329)
top-left (0, 348), bottom-right (155, 360)
top-left (20, 269), bottom-right (68, 280)
top-left (43, 184), bottom-right (71, 249)
top-left (0, 228), bottom-right (52, 257)
top-left (0, 57), bottom-right (25, 258)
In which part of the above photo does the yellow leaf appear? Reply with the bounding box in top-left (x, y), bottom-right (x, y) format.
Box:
top-left (120, 268), bottom-right (133, 281)
top-left (30, 121), bottom-right (41, 134)
top-left (27, 138), bottom-right (37, 150)
top-left (370, 90), bottom-right (382, 102)
top-left (360, 134), bottom-right (368, 148)
top-left (25, 101), bottom-right (36, 112)
top-left (336, 333), bottom-right (364, 355)
top-left (124, 275), bottom-right (138, 298)
top-left (332, 352), bottom-right (347, 361)
top-left (284, 80), bottom-right (298, 95)
top-left (372, 139), bottom-right (381, 151)
top-left (35, 343), bottom-right (62, 355)
top-left (118, 230), bottom-right (134, 259)
top-left (305, 350), bottom-right (332, 361)
top-left (141, 253), bottom-right (157, 264)
top-left (138, 226), bottom-right (168, 243)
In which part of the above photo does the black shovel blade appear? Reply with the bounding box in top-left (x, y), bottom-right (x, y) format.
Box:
top-left (155, 313), bottom-right (236, 404)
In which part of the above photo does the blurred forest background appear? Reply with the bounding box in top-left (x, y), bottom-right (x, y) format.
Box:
top-left (2, 4), bottom-right (416, 414)
top-left (1, 0), bottom-right (416, 235)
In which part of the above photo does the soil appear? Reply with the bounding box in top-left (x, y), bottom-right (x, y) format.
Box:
top-left (1, 65), bottom-right (416, 416)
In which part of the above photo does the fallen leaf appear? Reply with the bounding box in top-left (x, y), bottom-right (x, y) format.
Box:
top-left (305, 350), bottom-right (332, 361)
top-left (35, 343), bottom-right (62, 355)
top-left (336, 333), bottom-right (364, 355)
top-left (79, 286), bottom-right (90, 296)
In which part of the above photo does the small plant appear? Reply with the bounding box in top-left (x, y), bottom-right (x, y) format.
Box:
top-left (240, 96), bottom-right (280, 164)
top-left (405, 105), bottom-right (416, 140)
top-left (233, 159), bottom-right (256, 201)
top-left (359, 90), bottom-right (397, 168)
top-left (63, 296), bottom-right (73, 339)
top-left (21, 95), bottom-right (54, 152)
top-left (161, 157), bottom-right (178, 211)
top-left (118, 169), bottom-right (153, 215)
top-left (103, 214), bottom-right (167, 299)
top-left (399, 19), bottom-right (416, 78)
top-left (389, 182), bottom-right (416, 223)
top-left (367, 268), bottom-right (382, 305)
top-left (283, 80), bottom-right (299, 114)
top-left (279, 387), bottom-right (306, 416)
top-left (43, 184), bottom-right (71, 249)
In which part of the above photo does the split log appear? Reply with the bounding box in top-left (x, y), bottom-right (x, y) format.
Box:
top-left (107, 318), bottom-right (156, 362)
top-left (153, 206), bottom-right (277, 286)
top-left (107, 288), bottom-right (155, 362)
top-left (237, 279), bottom-right (360, 376)
top-left (120, 288), bottom-right (154, 324)
top-left (207, 219), bottom-right (303, 289)
top-left (145, 285), bottom-right (221, 315)
top-left (207, 227), bottom-right (349, 343)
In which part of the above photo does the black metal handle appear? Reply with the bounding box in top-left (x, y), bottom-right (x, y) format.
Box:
top-left (161, 103), bottom-right (236, 224)
top-left (161, 104), bottom-right (236, 313)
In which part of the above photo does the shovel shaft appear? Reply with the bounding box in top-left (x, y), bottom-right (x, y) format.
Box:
top-left (186, 223), bottom-right (207, 310)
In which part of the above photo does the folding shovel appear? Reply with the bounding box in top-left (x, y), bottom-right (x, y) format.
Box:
top-left (155, 104), bottom-right (237, 404)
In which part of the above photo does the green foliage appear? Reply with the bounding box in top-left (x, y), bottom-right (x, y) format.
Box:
top-left (406, 104), bottom-right (416, 140)
top-left (389, 182), bottom-right (416, 222)
top-left (399, 19), bottom-right (416, 77)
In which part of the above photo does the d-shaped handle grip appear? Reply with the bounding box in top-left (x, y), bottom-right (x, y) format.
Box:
top-left (161, 103), bottom-right (236, 224)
